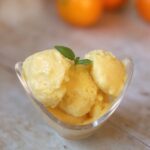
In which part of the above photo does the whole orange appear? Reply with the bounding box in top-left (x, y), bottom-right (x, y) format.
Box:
top-left (104, 0), bottom-right (127, 11)
top-left (56, 0), bottom-right (103, 27)
top-left (136, 0), bottom-right (150, 22)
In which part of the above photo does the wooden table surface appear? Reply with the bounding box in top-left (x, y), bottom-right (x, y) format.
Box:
top-left (0, 1), bottom-right (150, 150)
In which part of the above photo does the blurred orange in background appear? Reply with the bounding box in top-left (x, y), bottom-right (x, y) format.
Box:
top-left (56, 0), bottom-right (149, 27)
top-left (103, 0), bottom-right (128, 11)
top-left (56, 0), bottom-right (103, 27)
top-left (136, 0), bottom-right (150, 22)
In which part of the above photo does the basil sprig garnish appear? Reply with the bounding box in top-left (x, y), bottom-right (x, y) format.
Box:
top-left (54, 45), bottom-right (92, 65)
top-left (54, 46), bottom-right (75, 60)
top-left (75, 59), bottom-right (92, 65)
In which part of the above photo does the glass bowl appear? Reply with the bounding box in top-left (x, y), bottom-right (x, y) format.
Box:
top-left (15, 58), bottom-right (133, 140)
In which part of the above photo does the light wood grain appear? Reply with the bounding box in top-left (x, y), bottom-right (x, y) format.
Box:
top-left (0, 0), bottom-right (150, 149)
top-left (0, 66), bottom-right (148, 150)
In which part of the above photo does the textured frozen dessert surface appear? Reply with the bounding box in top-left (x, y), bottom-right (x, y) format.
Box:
top-left (47, 90), bottom-right (110, 125)
top-left (59, 65), bottom-right (98, 117)
top-left (88, 91), bottom-right (109, 122)
top-left (22, 49), bottom-right (72, 107)
top-left (22, 47), bottom-right (127, 125)
top-left (85, 50), bottom-right (126, 97)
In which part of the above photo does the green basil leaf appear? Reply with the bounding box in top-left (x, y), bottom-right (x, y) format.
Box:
top-left (76, 59), bottom-right (92, 65)
top-left (54, 45), bottom-right (75, 60)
